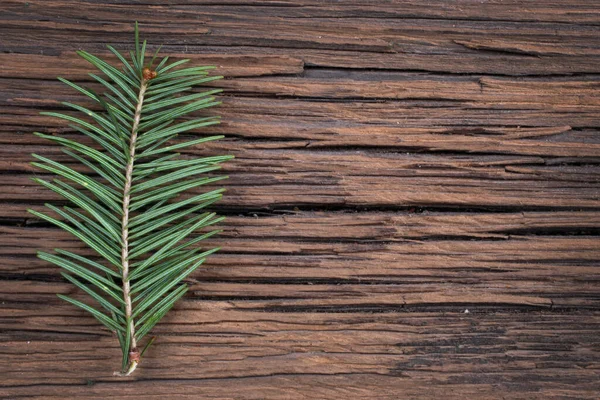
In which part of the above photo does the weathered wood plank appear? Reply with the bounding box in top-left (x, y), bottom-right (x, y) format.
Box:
top-left (0, 53), bottom-right (305, 79)
top-left (2, 221), bottom-right (599, 307)
top-left (3, 1), bottom-right (600, 75)
top-left (3, 148), bottom-right (599, 209)
top-left (6, 0), bottom-right (600, 25)
top-left (2, 286), bottom-right (599, 398)
top-left (5, 69), bottom-right (600, 106)
top-left (5, 122), bottom-right (598, 157)
top-left (3, 77), bottom-right (600, 157)
top-left (24, 210), bottom-right (600, 240)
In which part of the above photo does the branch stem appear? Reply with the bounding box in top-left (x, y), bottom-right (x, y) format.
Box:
top-left (119, 78), bottom-right (147, 375)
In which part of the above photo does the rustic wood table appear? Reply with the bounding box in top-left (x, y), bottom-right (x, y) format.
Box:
top-left (1, 1), bottom-right (599, 398)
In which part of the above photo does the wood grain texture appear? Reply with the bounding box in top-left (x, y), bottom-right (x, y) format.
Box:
top-left (1, 1), bottom-right (600, 399)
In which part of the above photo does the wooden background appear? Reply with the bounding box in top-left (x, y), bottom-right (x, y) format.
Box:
top-left (1, 1), bottom-right (600, 398)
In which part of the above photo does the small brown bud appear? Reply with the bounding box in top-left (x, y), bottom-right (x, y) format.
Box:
top-left (129, 347), bottom-right (141, 363)
top-left (142, 67), bottom-right (155, 80)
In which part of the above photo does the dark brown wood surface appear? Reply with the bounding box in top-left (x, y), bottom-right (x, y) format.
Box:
top-left (1, 1), bottom-right (600, 398)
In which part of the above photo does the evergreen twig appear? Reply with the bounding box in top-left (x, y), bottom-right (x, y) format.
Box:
top-left (29, 22), bottom-right (231, 375)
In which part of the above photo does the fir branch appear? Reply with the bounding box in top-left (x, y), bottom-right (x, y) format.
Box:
top-left (29, 22), bottom-right (232, 376)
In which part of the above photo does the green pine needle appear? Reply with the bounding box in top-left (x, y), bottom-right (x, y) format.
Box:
top-left (29, 22), bottom-right (231, 376)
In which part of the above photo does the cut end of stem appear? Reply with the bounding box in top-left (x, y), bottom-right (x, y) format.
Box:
top-left (113, 360), bottom-right (138, 377)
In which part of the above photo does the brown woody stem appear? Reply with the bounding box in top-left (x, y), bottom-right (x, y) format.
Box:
top-left (117, 78), bottom-right (148, 376)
